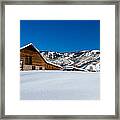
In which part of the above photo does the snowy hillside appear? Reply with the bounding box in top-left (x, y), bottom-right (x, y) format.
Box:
top-left (40, 50), bottom-right (100, 72)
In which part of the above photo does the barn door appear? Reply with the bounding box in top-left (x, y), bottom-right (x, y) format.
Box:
top-left (32, 66), bottom-right (35, 70)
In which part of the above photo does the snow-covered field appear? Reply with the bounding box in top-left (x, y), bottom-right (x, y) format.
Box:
top-left (20, 70), bottom-right (100, 100)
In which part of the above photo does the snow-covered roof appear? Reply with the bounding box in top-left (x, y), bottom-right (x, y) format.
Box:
top-left (20, 43), bottom-right (40, 53)
top-left (20, 43), bottom-right (33, 49)
top-left (20, 43), bottom-right (62, 68)
top-left (47, 61), bottom-right (62, 68)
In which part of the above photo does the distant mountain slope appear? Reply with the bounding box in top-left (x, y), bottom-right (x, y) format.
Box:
top-left (40, 50), bottom-right (100, 72)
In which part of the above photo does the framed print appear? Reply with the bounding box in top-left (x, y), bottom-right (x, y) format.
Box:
top-left (0, 0), bottom-right (119, 119)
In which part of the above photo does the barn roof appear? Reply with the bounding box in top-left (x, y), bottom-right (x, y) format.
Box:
top-left (20, 43), bottom-right (40, 53)
top-left (20, 43), bottom-right (62, 68)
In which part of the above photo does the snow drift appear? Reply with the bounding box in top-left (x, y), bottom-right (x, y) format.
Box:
top-left (20, 70), bottom-right (100, 100)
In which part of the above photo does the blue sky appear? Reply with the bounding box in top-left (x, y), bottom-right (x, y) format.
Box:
top-left (20, 20), bottom-right (100, 52)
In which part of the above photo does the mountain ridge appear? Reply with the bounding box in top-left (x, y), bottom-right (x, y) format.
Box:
top-left (40, 50), bottom-right (100, 72)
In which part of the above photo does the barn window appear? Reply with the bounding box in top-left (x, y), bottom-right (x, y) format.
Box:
top-left (25, 56), bottom-right (32, 65)
top-left (29, 56), bottom-right (32, 65)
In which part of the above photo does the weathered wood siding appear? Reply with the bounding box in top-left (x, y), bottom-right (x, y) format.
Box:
top-left (20, 47), bottom-right (61, 70)
top-left (20, 49), bottom-right (45, 66)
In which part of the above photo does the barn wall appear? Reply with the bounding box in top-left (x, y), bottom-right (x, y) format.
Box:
top-left (45, 63), bottom-right (61, 70)
top-left (20, 48), bottom-right (61, 70)
top-left (23, 65), bottom-right (32, 71)
top-left (20, 49), bottom-right (45, 66)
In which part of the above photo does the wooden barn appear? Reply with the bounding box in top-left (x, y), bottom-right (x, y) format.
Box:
top-left (20, 43), bottom-right (62, 71)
